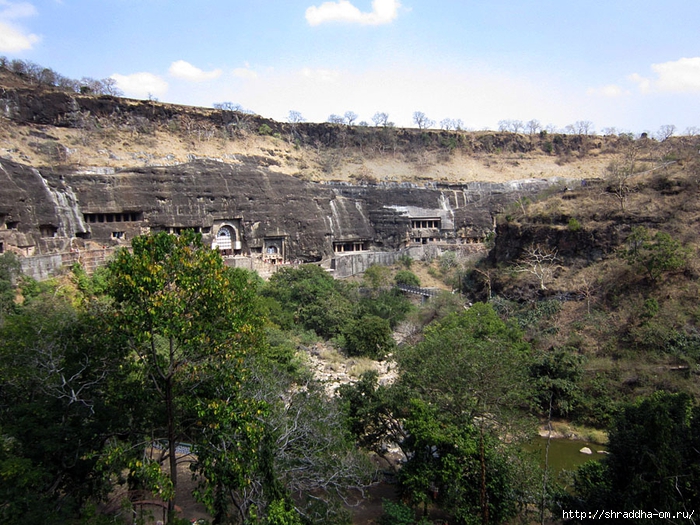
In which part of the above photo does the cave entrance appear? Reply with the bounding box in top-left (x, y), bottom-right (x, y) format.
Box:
top-left (263, 237), bottom-right (285, 264)
top-left (212, 222), bottom-right (242, 256)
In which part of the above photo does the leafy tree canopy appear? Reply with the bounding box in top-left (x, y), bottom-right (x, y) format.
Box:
top-left (108, 231), bottom-right (267, 520)
top-left (394, 269), bottom-right (421, 287)
top-left (343, 314), bottom-right (395, 359)
top-left (568, 391), bottom-right (700, 520)
top-left (623, 227), bottom-right (691, 283)
top-left (398, 302), bottom-right (533, 425)
top-left (0, 252), bottom-right (20, 319)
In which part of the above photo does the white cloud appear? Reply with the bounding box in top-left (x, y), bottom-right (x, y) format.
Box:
top-left (587, 84), bottom-right (625, 98)
top-left (0, 19), bottom-right (39, 51)
top-left (0, 1), bottom-right (40, 52)
top-left (111, 72), bottom-right (168, 99)
top-left (630, 57), bottom-right (700, 94)
top-left (233, 67), bottom-right (258, 80)
top-left (628, 72), bottom-right (651, 94)
top-left (305, 0), bottom-right (400, 26)
top-left (0, 0), bottom-right (36, 19)
top-left (300, 67), bottom-right (340, 82)
top-left (651, 57), bottom-right (700, 93)
top-left (168, 60), bottom-right (222, 82)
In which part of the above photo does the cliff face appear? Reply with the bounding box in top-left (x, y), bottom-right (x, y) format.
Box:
top-left (0, 156), bottom-right (560, 270)
top-left (0, 68), bottom-right (598, 277)
top-left (487, 221), bottom-right (624, 266)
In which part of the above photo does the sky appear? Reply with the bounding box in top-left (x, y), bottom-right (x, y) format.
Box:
top-left (1, 0), bottom-right (699, 133)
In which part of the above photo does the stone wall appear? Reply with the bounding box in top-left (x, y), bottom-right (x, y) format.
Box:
top-left (20, 247), bottom-right (116, 280)
top-left (330, 251), bottom-right (403, 278)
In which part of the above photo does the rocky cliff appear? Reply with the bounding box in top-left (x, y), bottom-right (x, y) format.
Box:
top-left (0, 66), bottom-right (613, 278)
top-left (0, 154), bottom-right (564, 276)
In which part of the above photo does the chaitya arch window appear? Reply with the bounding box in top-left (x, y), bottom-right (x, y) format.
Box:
top-left (216, 226), bottom-right (234, 251)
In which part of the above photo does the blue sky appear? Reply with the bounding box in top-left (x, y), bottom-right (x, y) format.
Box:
top-left (1, 0), bottom-right (699, 133)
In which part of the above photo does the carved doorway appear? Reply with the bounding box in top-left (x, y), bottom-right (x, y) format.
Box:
top-left (216, 225), bottom-right (235, 255)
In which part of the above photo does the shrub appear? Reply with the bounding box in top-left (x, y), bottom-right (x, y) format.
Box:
top-left (379, 499), bottom-right (415, 525)
top-left (343, 314), bottom-right (394, 359)
top-left (395, 270), bottom-right (420, 287)
top-left (568, 217), bottom-right (582, 232)
top-left (438, 250), bottom-right (457, 272)
top-left (397, 253), bottom-right (413, 269)
top-left (263, 499), bottom-right (303, 525)
top-left (363, 264), bottom-right (391, 289)
top-left (357, 289), bottom-right (413, 329)
top-left (623, 227), bottom-right (691, 283)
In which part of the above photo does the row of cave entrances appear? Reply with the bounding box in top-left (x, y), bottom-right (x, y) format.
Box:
top-left (215, 225), bottom-right (286, 263)
top-left (83, 212), bottom-right (144, 224)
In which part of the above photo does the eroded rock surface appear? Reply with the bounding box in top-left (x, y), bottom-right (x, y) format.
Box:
top-left (0, 155), bottom-right (566, 278)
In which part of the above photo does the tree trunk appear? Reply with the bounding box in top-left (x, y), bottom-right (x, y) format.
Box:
top-left (541, 393), bottom-right (553, 525)
top-left (166, 374), bottom-right (177, 522)
top-left (480, 422), bottom-right (489, 525)
top-left (165, 333), bottom-right (180, 523)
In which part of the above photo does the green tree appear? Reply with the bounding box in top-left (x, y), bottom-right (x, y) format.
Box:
top-left (399, 399), bottom-right (527, 525)
top-left (396, 303), bottom-right (535, 524)
top-left (394, 270), bottom-right (420, 287)
top-left (339, 371), bottom-right (411, 471)
top-left (356, 288), bottom-right (413, 329)
top-left (262, 499), bottom-right (303, 525)
top-left (0, 290), bottom-right (130, 523)
top-left (263, 264), bottom-right (353, 338)
top-left (0, 252), bottom-right (21, 320)
top-left (298, 292), bottom-right (353, 339)
top-left (108, 231), bottom-right (265, 521)
top-left (362, 264), bottom-right (391, 289)
top-left (623, 227), bottom-right (691, 283)
top-left (531, 348), bottom-right (585, 418)
top-left (399, 303), bottom-right (532, 424)
top-left (606, 392), bottom-right (700, 513)
top-left (343, 314), bottom-right (395, 359)
top-left (568, 392), bottom-right (700, 522)
top-left (379, 499), bottom-right (415, 525)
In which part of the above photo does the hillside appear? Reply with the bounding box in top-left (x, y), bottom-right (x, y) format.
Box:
top-left (5, 63), bottom-right (662, 284)
top-left (1, 65), bottom-right (620, 185)
top-left (463, 138), bottom-right (700, 424)
top-left (4, 61), bottom-right (700, 411)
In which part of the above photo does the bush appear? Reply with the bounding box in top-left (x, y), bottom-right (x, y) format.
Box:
top-left (568, 217), bottom-right (581, 232)
top-left (623, 227), bottom-right (691, 283)
top-left (357, 289), bottom-right (413, 329)
top-left (397, 253), bottom-right (413, 269)
top-left (395, 270), bottom-right (420, 287)
top-left (439, 251), bottom-right (457, 272)
top-left (263, 264), bottom-right (353, 338)
top-left (0, 252), bottom-right (21, 318)
top-left (363, 264), bottom-right (391, 289)
top-left (379, 499), bottom-right (414, 525)
top-left (263, 499), bottom-right (303, 525)
top-left (343, 314), bottom-right (394, 359)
